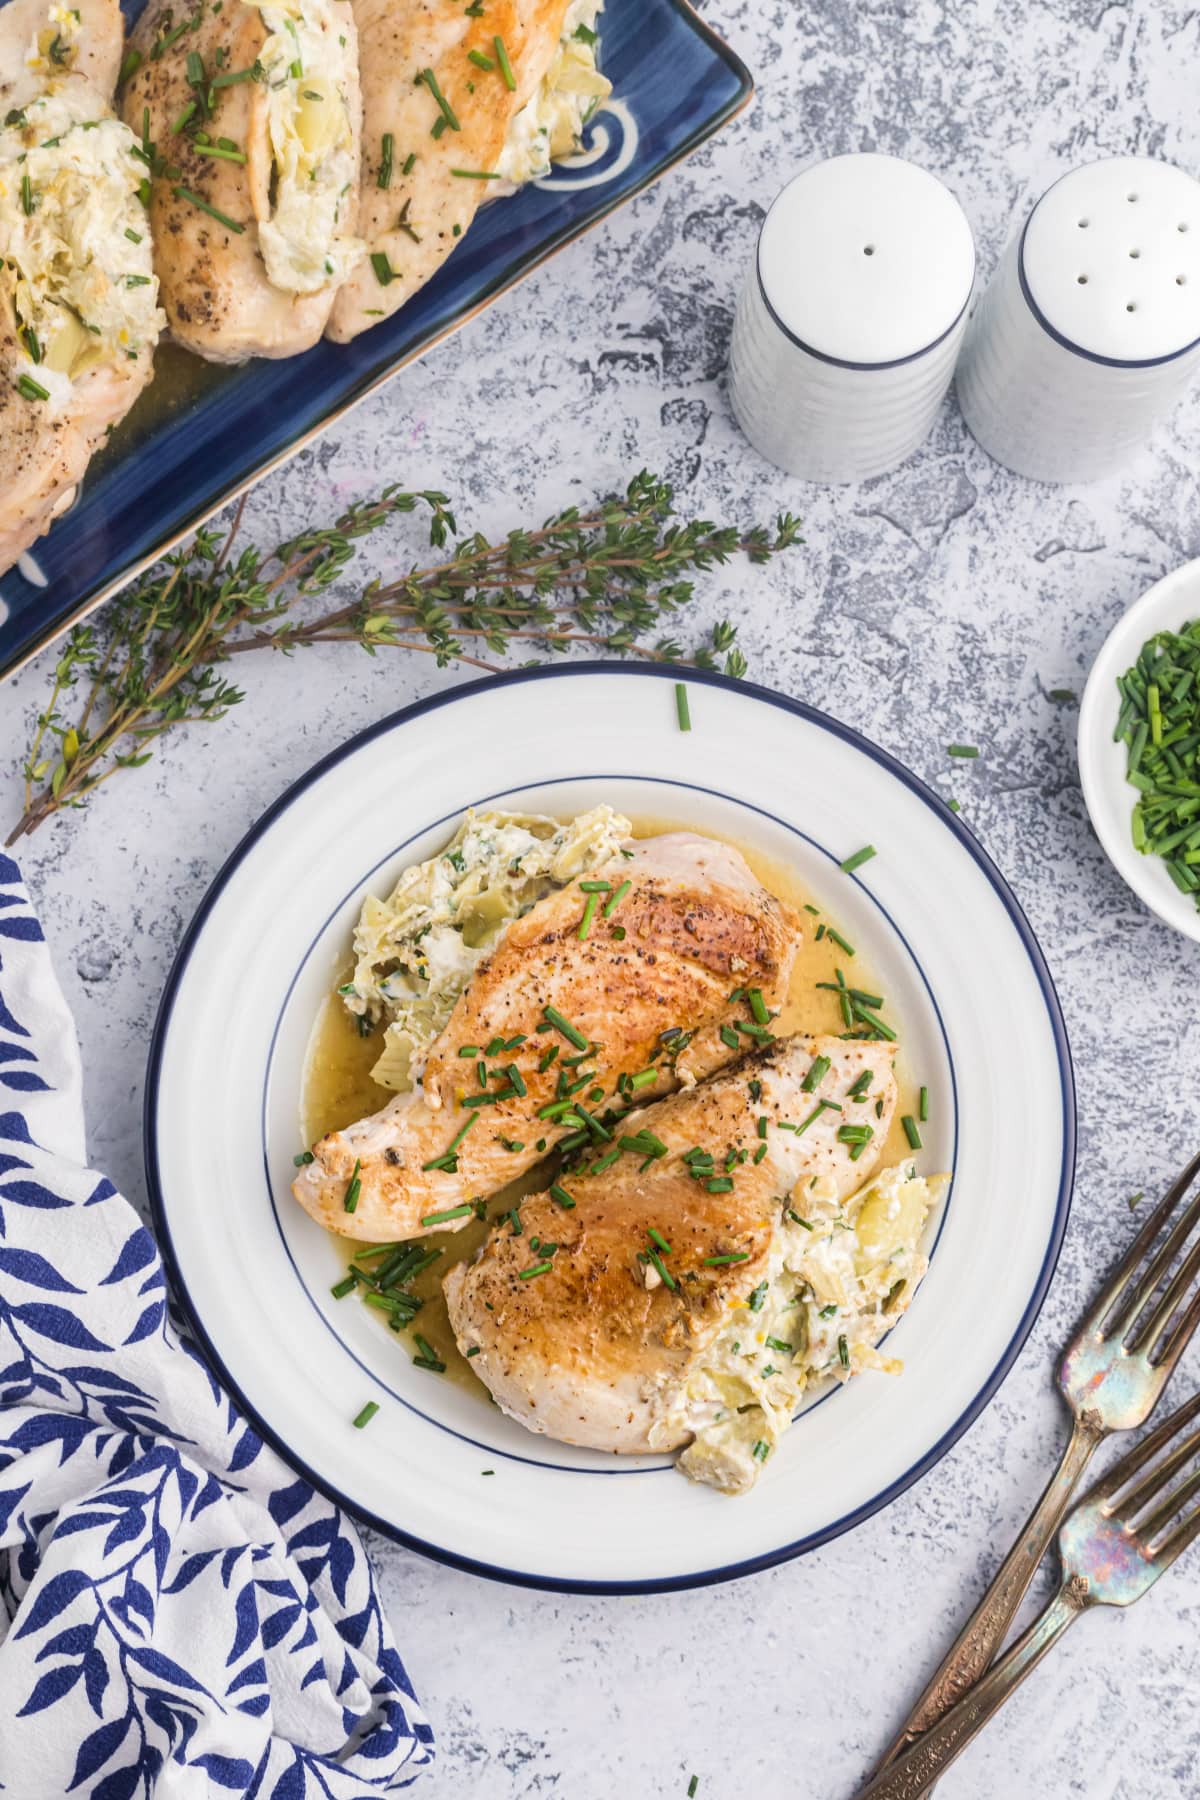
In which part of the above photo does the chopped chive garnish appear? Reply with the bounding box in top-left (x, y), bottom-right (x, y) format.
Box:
top-left (493, 34), bottom-right (516, 88)
top-left (519, 1260), bottom-right (553, 1280)
top-left (801, 1054), bottom-right (831, 1093)
top-left (765, 1336), bottom-right (792, 1354)
top-left (211, 63), bottom-right (260, 86)
top-left (648, 1227), bottom-right (672, 1255)
top-left (628, 1068), bottom-right (657, 1092)
top-left (124, 226), bottom-right (143, 243)
top-left (847, 1070), bottom-right (873, 1099)
top-left (457, 1044), bottom-right (480, 1057)
top-left (331, 1273), bottom-right (356, 1298)
top-left (370, 250), bottom-right (395, 285)
top-left (704, 1252), bottom-right (749, 1266)
top-left (419, 1202), bottom-right (474, 1227)
top-left (293, 1150), bottom-right (315, 1166)
top-left (705, 1177), bottom-right (734, 1193)
top-left (838, 1335), bottom-right (850, 1369)
top-left (543, 1004), bottom-right (588, 1050)
top-left (675, 682), bottom-right (691, 731)
top-left (578, 891), bottom-right (601, 939)
top-left (747, 1282), bottom-right (768, 1312)
top-left (21, 173), bottom-right (34, 216)
top-left (119, 47), bottom-right (142, 81)
top-left (748, 987), bottom-right (770, 1026)
top-left (826, 928), bottom-right (855, 956)
top-left (579, 879), bottom-right (612, 892)
top-left (550, 1183), bottom-right (576, 1210)
top-left (467, 47), bottom-right (494, 69)
top-left (603, 878), bottom-right (631, 917)
top-left (796, 1099), bottom-right (838, 1135)
top-left (718, 1023), bottom-right (739, 1050)
top-left (418, 65), bottom-right (460, 129)
top-left (342, 1158), bottom-right (362, 1212)
top-left (193, 141), bottom-right (246, 162)
top-left (450, 167), bottom-right (500, 179)
top-left (646, 1247), bottom-right (676, 1290)
top-left (173, 186), bottom-right (244, 232)
top-left (378, 131), bottom-right (393, 187)
top-left (918, 1085), bottom-right (929, 1122)
top-left (902, 1115), bottom-right (923, 1150)
top-left (839, 845), bottom-right (876, 874)
top-left (948, 744), bottom-right (979, 758)
top-left (352, 1401), bottom-right (379, 1428)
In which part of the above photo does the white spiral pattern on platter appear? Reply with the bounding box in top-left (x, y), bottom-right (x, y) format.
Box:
top-left (534, 100), bottom-right (639, 192)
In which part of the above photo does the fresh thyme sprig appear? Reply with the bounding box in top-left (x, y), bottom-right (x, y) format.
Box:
top-left (10, 472), bottom-right (802, 843)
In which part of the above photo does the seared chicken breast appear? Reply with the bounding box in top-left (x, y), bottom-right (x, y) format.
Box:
top-left (293, 832), bottom-right (802, 1240)
top-left (325, 0), bottom-right (567, 342)
top-left (0, 0), bottom-right (123, 111)
top-left (446, 1035), bottom-right (922, 1490)
top-left (123, 0), bottom-right (361, 361)
top-left (0, 72), bottom-right (163, 575)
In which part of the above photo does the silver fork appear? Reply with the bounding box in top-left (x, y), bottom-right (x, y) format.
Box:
top-left (872, 1148), bottom-right (1200, 1774)
top-left (854, 1386), bottom-right (1200, 1798)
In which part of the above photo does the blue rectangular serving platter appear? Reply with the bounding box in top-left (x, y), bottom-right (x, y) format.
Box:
top-left (0, 0), bottom-right (751, 681)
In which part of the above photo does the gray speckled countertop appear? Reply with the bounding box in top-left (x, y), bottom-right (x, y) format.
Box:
top-left (4, 1), bottom-right (1200, 1794)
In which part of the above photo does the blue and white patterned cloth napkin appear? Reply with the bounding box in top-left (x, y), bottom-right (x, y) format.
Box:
top-left (0, 855), bottom-right (434, 1797)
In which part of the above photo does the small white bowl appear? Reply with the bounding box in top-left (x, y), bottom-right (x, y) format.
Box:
top-left (1079, 558), bottom-right (1200, 943)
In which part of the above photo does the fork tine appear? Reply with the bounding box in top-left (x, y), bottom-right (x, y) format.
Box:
top-left (1128, 1234), bottom-right (1200, 1359)
top-left (1115, 1422), bottom-right (1200, 1523)
top-left (1086, 1391), bottom-right (1200, 1506)
top-left (1138, 1466), bottom-right (1200, 1546)
top-left (1156, 1499), bottom-right (1200, 1564)
top-left (1152, 1281), bottom-right (1200, 1377)
top-left (1090, 1150), bottom-right (1200, 1337)
top-left (1105, 1179), bottom-right (1200, 1342)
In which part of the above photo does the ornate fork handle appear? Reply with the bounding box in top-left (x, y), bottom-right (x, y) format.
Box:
top-left (855, 1579), bottom-right (1090, 1800)
top-left (875, 1410), bottom-right (1105, 1766)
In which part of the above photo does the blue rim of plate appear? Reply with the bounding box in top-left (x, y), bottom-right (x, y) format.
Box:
top-left (145, 663), bottom-right (1076, 1595)
top-left (0, 0), bottom-right (753, 683)
top-left (257, 773), bottom-right (961, 1474)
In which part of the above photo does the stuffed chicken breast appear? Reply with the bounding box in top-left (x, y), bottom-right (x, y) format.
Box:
top-left (326, 0), bottom-right (608, 341)
top-left (123, 0), bottom-right (361, 361)
top-left (446, 1035), bottom-right (945, 1493)
top-left (293, 829), bottom-right (802, 1241)
top-left (0, 77), bottom-right (163, 575)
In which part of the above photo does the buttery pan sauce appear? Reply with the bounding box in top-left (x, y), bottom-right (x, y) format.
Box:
top-left (300, 817), bottom-right (919, 1400)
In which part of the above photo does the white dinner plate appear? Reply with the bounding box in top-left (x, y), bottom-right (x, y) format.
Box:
top-left (147, 666), bottom-right (1075, 1592)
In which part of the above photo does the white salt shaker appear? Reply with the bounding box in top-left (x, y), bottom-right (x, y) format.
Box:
top-left (728, 153), bottom-right (975, 484)
top-left (957, 157), bottom-right (1200, 483)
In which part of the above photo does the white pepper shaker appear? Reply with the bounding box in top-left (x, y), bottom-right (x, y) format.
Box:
top-left (957, 156), bottom-right (1200, 483)
top-left (728, 153), bottom-right (975, 484)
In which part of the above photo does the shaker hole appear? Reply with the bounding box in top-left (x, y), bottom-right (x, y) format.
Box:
top-left (863, 244), bottom-right (875, 256)
top-left (1129, 248), bottom-right (1141, 259)
top-left (1078, 217), bottom-right (1090, 228)
top-left (1077, 274), bottom-right (1088, 284)
top-left (1178, 274), bottom-right (1188, 285)
top-left (1180, 222), bottom-right (1191, 234)
top-left (1126, 302), bottom-right (1137, 312)
top-left (1127, 192), bottom-right (1139, 202)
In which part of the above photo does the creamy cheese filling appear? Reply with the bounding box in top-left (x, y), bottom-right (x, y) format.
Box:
top-left (650, 1165), bottom-right (948, 1495)
top-left (23, 2), bottom-right (82, 84)
top-left (249, 0), bottom-right (359, 293)
top-left (495, 0), bottom-right (611, 186)
top-left (345, 804), bottom-right (632, 1090)
top-left (0, 90), bottom-right (162, 413)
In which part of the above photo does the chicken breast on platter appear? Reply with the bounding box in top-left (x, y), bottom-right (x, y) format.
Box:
top-left (326, 0), bottom-right (605, 342)
top-left (293, 832), bottom-right (802, 1241)
top-left (123, 0), bottom-right (361, 362)
top-left (0, 84), bottom-right (163, 576)
top-left (446, 1035), bottom-right (943, 1493)
top-left (0, 0), bottom-right (124, 112)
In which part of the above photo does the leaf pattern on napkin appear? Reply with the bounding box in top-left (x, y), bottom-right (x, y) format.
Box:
top-left (0, 854), bottom-right (434, 1797)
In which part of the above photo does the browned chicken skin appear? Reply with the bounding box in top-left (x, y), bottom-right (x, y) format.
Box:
top-left (292, 832), bottom-right (802, 1240)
